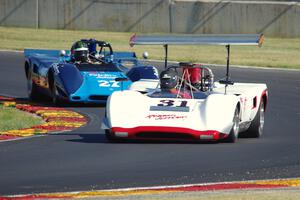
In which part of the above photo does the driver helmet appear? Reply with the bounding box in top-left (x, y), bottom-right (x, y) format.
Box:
top-left (71, 41), bottom-right (89, 62)
top-left (160, 69), bottom-right (178, 90)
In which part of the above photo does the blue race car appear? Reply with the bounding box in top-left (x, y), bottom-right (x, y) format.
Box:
top-left (24, 39), bottom-right (159, 104)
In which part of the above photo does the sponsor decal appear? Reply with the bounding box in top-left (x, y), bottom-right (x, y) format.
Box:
top-left (146, 114), bottom-right (187, 120)
top-left (89, 73), bottom-right (118, 79)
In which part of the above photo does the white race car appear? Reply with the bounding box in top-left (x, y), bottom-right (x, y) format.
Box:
top-left (102, 34), bottom-right (267, 143)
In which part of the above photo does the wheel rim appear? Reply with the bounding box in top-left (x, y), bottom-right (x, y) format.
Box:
top-left (259, 103), bottom-right (265, 135)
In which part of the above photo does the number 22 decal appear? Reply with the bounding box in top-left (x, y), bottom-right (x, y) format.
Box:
top-left (157, 100), bottom-right (188, 107)
top-left (98, 80), bottom-right (120, 87)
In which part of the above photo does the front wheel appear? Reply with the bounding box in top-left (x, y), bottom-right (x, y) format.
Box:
top-left (50, 81), bottom-right (62, 106)
top-left (224, 107), bottom-right (240, 143)
top-left (246, 101), bottom-right (265, 138)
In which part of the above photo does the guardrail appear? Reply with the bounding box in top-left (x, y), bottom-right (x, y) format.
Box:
top-left (0, 0), bottom-right (299, 37)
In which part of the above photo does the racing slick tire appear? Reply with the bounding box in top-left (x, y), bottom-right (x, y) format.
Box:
top-left (27, 71), bottom-right (41, 101)
top-left (246, 101), bottom-right (265, 138)
top-left (224, 107), bottom-right (240, 143)
top-left (105, 130), bottom-right (117, 142)
top-left (50, 81), bottom-right (63, 106)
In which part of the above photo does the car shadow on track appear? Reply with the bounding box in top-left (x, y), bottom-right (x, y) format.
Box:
top-left (64, 133), bottom-right (220, 145)
top-left (7, 96), bottom-right (106, 108)
top-left (32, 98), bottom-right (106, 108)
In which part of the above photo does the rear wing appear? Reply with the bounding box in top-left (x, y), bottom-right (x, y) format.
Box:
top-left (129, 34), bottom-right (264, 47)
top-left (129, 33), bottom-right (264, 94)
top-left (24, 49), bottom-right (70, 58)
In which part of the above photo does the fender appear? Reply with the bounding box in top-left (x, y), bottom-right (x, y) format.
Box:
top-left (106, 90), bottom-right (146, 128)
top-left (50, 63), bottom-right (83, 95)
top-left (27, 58), bottom-right (44, 86)
top-left (126, 66), bottom-right (159, 82)
top-left (202, 94), bottom-right (240, 134)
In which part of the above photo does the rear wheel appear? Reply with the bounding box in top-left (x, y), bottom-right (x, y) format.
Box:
top-left (224, 107), bottom-right (240, 143)
top-left (246, 101), bottom-right (265, 138)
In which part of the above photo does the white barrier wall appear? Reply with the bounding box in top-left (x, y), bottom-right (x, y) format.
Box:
top-left (0, 0), bottom-right (299, 37)
top-left (170, 0), bottom-right (300, 37)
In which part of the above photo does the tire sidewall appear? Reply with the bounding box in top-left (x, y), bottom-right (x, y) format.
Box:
top-left (225, 107), bottom-right (240, 143)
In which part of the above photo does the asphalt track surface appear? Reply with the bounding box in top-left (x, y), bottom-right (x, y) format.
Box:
top-left (0, 51), bottom-right (300, 196)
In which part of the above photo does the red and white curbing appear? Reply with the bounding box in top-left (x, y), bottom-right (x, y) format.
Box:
top-left (0, 96), bottom-right (88, 141)
top-left (1, 178), bottom-right (300, 199)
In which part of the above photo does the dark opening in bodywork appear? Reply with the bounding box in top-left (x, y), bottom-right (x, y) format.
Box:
top-left (75, 63), bottom-right (121, 72)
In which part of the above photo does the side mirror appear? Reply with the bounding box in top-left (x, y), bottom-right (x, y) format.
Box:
top-left (59, 50), bottom-right (66, 57)
top-left (142, 51), bottom-right (149, 59)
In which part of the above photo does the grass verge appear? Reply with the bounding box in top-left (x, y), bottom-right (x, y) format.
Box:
top-left (0, 105), bottom-right (42, 132)
top-left (158, 189), bottom-right (300, 200)
top-left (145, 189), bottom-right (300, 200)
top-left (79, 188), bottom-right (300, 200)
top-left (0, 26), bottom-right (300, 69)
